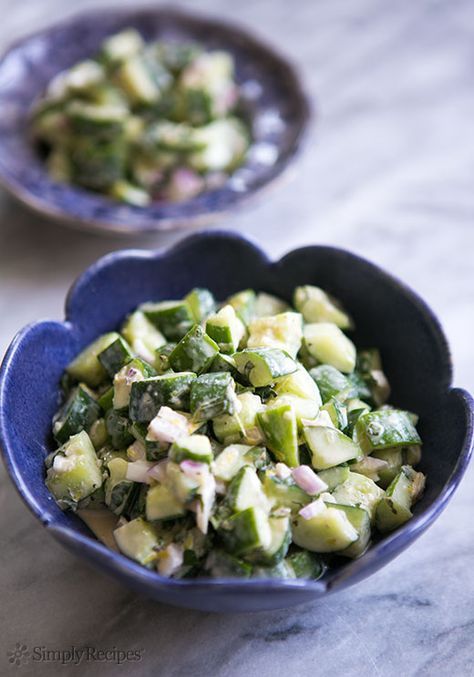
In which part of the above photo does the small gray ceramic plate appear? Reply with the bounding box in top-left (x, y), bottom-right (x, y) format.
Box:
top-left (0, 6), bottom-right (310, 235)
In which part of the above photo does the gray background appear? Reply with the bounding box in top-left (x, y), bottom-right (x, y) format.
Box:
top-left (1, 0), bottom-right (473, 675)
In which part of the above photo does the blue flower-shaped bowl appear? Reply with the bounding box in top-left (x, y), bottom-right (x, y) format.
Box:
top-left (0, 6), bottom-right (310, 235)
top-left (0, 231), bottom-right (472, 612)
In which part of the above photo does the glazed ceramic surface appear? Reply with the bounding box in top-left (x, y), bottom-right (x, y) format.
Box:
top-left (0, 7), bottom-right (310, 234)
top-left (0, 232), bottom-right (472, 612)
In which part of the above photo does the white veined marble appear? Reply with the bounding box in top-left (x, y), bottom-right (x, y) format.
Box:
top-left (0, 0), bottom-right (473, 675)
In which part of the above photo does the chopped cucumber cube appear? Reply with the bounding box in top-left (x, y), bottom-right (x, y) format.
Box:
top-left (246, 515), bottom-right (291, 565)
top-left (292, 499), bottom-right (358, 552)
top-left (274, 365), bottom-right (322, 405)
top-left (247, 312), bottom-right (303, 359)
top-left (113, 517), bottom-right (158, 567)
top-left (185, 288), bottom-right (216, 322)
top-left (146, 483), bottom-right (186, 521)
top-left (331, 472), bottom-right (385, 522)
top-left (375, 465), bottom-right (425, 533)
top-left (142, 301), bottom-right (194, 341)
top-left (226, 466), bottom-right (269, 512)
top-left (190, 372), bottom-right (238, 421)
top-left (226, 289), bottom-right (256, 325)
top-left (102, 29), bottom-right (144, 64)
top-left (354, 409), bottom-right (422, 454)
top-left (304, 426), bottom-right (360, 470)
top-left (206, 305), bottom-right (245, 354)
top-left (168, 324), bottom-right (219, 374)
top-left (254, 292), bottom-right (289, 318)
top-left (257, 403), bottom-right (299, 467)
top-left (317, 466), bottom-right (350, 490)
top-left (309, 364), bottom-right (351, 403)
top-left (330, 503), bottom-right (371, 558)
top-left (53, 384), bottom-right (101, 444)
top-left (122, 310), bottom-right (166, 364)
top-left (294, 285), bottom-right (352, 329)
top-left (304, 323), bottom-right (356, 374)
top-left (113, 358), bottom-right (156, 410)
top-left (67, 332), bottom-right (120, 387)
top-left (263, 470), bottom-right (310, 512)
top-left (46, 431), bottom-right (103, 507)
top-left (285, 550), bottom-right (326, 580)
top-left (221, 506), bottom-right (272, 556)
top-left (129, 372), bottom-right (196, 422)
top-left (212, 444), bottom-right (258, 482)
top-left (104, 457), bottom-right (135, 515)
top-left (233, 348), bottom-right (297, 387)
top-left (189, 118), bottom-right (248, 172)
top-left (105, 408), bottom-right (134, 450)
top-left (98, 335), bottom-right (134, 378)
top-left (212, 391), bottom-right (264, 446)
top-left (169, 434), bottom-right (213, 464)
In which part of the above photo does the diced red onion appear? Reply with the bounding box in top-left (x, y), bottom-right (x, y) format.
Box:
top-left (126, 460), bottom-right (154, 483)
top-left (146, 459), bottom-right (168, 483)
top-left (299, 499), bottom-right (325, 520)
top-left (196, 473), bottom-right (216, 535)
top-left (147, 406), bottom-right (190, 443)
top-left (125, 367), bottom-right (139, 383)
top-left (167, 168), bottom-right (204, 202)
top-left (361, 457), bottom-right (388, 471)
top-left (180, 460), bottom-right (209, 480)
top-left (292, 466), bottom-right (328, 495)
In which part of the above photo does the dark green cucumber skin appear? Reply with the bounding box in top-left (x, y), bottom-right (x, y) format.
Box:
top-left (219, 507), bottom-right (264, 556)
top-left (344, 407), bottom-right (369, 437)
top-left (143, 303), bottom-right (194, 341)
top-left (190, 372), bottom-right (237, 421)
top-left (310, 365), bottom-right (350, 403)
top-left (286, 550), bottom-right (326, 580)
top-left (108, 480), bottom-right (135, 515)
top-left (186, 288), bottom-right (216, 322)
top-left (105, 408), bottom-right (134, 449)
top-left (168, 325), bottom-right (218, 374)
top-left (208, 353), bottom-right (237, 375)
top-left (355, 410), bottom-right (421, 452)
top-left (234, 348), bottom-right (297, 386)
top-left (98, 336), bottom-right (134, 378)
top-left (206, 550), bottom-right (252, 578)
top-left (347, 371), bottom-right (372, 402)
top-left (54, 385), bottom-right (101, 444)
top-left (155, 343), bottom-right (176, 374)
top-left (227, 289), bottom-right (256, 326)
top-left (245, 521), bottom-right (292, 567)
top-left (257, 405), bottom-right (299, 467)
top-left (70, 137), bottom-right (126, 191)
top-left (129, 373), bottom-right (196, 422)
top-left (126, 357), bottom-right (157, 379)
top-left (98, 386), bottom-right (114, 412)
top-left (179, 88), bottom-right (214, 126)
top-left (126, 484), bottom-right (148, 520)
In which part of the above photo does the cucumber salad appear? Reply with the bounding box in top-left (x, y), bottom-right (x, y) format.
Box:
top-left (31, 29), bottom-right (249, 206)
top-left (46, 285), bottom-right (425, 580)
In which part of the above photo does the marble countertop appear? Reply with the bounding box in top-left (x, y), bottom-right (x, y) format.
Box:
top-left (1, 0), bottom-right (473, 675)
